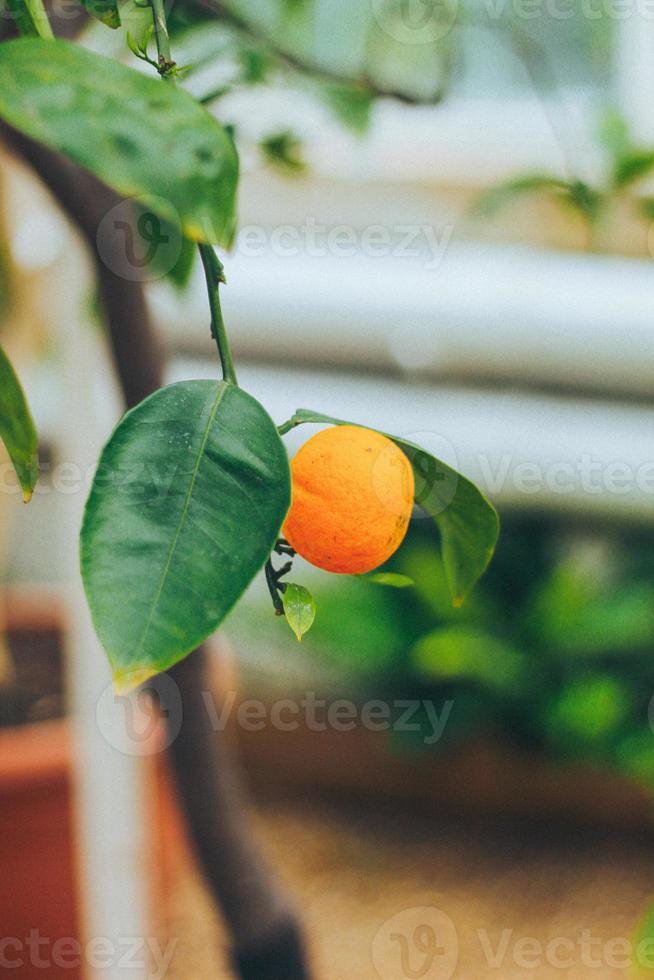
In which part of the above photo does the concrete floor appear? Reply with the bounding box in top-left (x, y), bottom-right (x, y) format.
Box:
top-left (163, 794), bottom-right (654, 979)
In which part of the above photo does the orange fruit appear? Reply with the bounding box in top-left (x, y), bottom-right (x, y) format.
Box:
top-left (283, 425), bottom-right (414, 574)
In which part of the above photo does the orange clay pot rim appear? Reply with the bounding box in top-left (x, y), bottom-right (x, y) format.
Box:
top-left (0, 718), bottom-right (70, 794)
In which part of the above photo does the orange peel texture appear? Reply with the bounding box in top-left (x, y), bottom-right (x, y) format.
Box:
top-left (283, 425), bottom-right (415, 574)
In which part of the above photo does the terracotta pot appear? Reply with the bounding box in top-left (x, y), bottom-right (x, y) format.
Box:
top-left (0, 720), bottom-right (81, 979)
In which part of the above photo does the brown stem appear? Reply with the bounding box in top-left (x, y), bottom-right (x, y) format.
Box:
top-left (0, 129), bottom-right (309, 977)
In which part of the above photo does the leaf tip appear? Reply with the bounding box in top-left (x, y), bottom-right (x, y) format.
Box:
top-left (112, 666), bottom-right (158, 696)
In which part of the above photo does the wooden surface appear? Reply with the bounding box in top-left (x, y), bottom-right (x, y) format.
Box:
top-left (162, 792), bottom-right (654, 979)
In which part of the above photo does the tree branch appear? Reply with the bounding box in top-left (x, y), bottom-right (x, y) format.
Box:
top-left (190, 0), bottom-right (447, 105)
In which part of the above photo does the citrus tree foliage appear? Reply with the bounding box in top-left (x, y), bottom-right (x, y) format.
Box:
top-left (0, 344), bottom-right (38, 502)
top-left (0, 3), bottom-right (497, 688)
top-left (0, 39), bottom-right (238, 245)
top-left (81, 382), bottom-right (290, 690)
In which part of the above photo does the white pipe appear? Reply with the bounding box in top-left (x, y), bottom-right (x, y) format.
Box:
top-left (170, 359), bottom-right (654, 524)
top-left (616, 19), bottom-right (654, 144)
top-left (48, 247), bottom-right (152, 977)
top-left (153, 242), bottom-right (654, 397)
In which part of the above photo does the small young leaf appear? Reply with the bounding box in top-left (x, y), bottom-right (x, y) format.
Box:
top-left (282, 583), bottom-right (316, 641)
top-left (0, 39), bottom-right (239, 246)
top-left (81, 381), bottom-right (291, 690)
top-left (278, 409), bottom-right (499, 606)
top-left (4, 0), bottom-right (53, 39)
top-left (0, 345), bottom-right (38, 502)
top-left (364, 572), bottom-right (414, 588)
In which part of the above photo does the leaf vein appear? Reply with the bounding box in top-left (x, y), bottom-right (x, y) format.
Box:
top-left (131, 383), bottom-right (228, 660)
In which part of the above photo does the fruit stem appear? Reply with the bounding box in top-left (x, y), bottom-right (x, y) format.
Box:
top-left (265, 558), bottom-right (285, 615)
top-left (265, 549), bottom-right (295, 614)
top-left (277, 417), bottom-right (299, 437)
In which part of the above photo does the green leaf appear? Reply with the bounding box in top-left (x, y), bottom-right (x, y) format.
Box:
top-left (473, 175), bottom-right (572, 217)
top-left (633, 901), bottom-right (654, 971)
top-left (282, 583), bottom-right (316, 641)
top-left (597, 110), bottom-right (630, 161)
top-left (260, 130), bottom-right (306, 174)
top-left (167, 235), bottom-right (197, 290)
top-left (565, 179), bottom-right (602, 221)
top-left (527, 559), bottom-right (654, 657)
top-left (323, 83), bottom-right (373, 134)
top-left (81, 381), bottom-right (291, 690)
top-left (363, 572), bottom-right (414, 588)
top-left (132, 203), bottom-right (197, 291)
top-left (612, 150), bottom-right (654, 189)
top-left (544, 675), bottom-right (630, 747)
top-left (412, 626), bottom-right (527, 696)
top-left (0, 345), bottom-right (38, 502)
top-left (278, 409), bottom-right (499, 605)
top-left (81, 0), bottom-right (120, 29)
top-left (3, 0), bottom-right (53, 38)
top-left (0, 39), bottom-right (239, 246)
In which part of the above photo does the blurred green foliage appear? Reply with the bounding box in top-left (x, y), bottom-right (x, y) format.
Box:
top-left (476, 111), bottom-right (654, 249)
top-left (234, 516), bottom-right (654, 787)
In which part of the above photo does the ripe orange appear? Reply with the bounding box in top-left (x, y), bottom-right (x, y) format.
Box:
top-left (283, 425), bottom-right (415, 574)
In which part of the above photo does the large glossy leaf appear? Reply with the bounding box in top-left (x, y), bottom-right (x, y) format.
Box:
top-left (0, 39), bottom-right (238, 245)
top-left (0, 345), bottom-right (38, 502)
top-left (4, 0), bottom-right (53, 38)
top-left (279, 409), bottom-right (499, 606)
top-left (81, 381), bottom-right (290, 690)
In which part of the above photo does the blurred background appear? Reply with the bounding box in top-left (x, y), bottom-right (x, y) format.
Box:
top-left (2, 0), bottom-right (654, 977)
